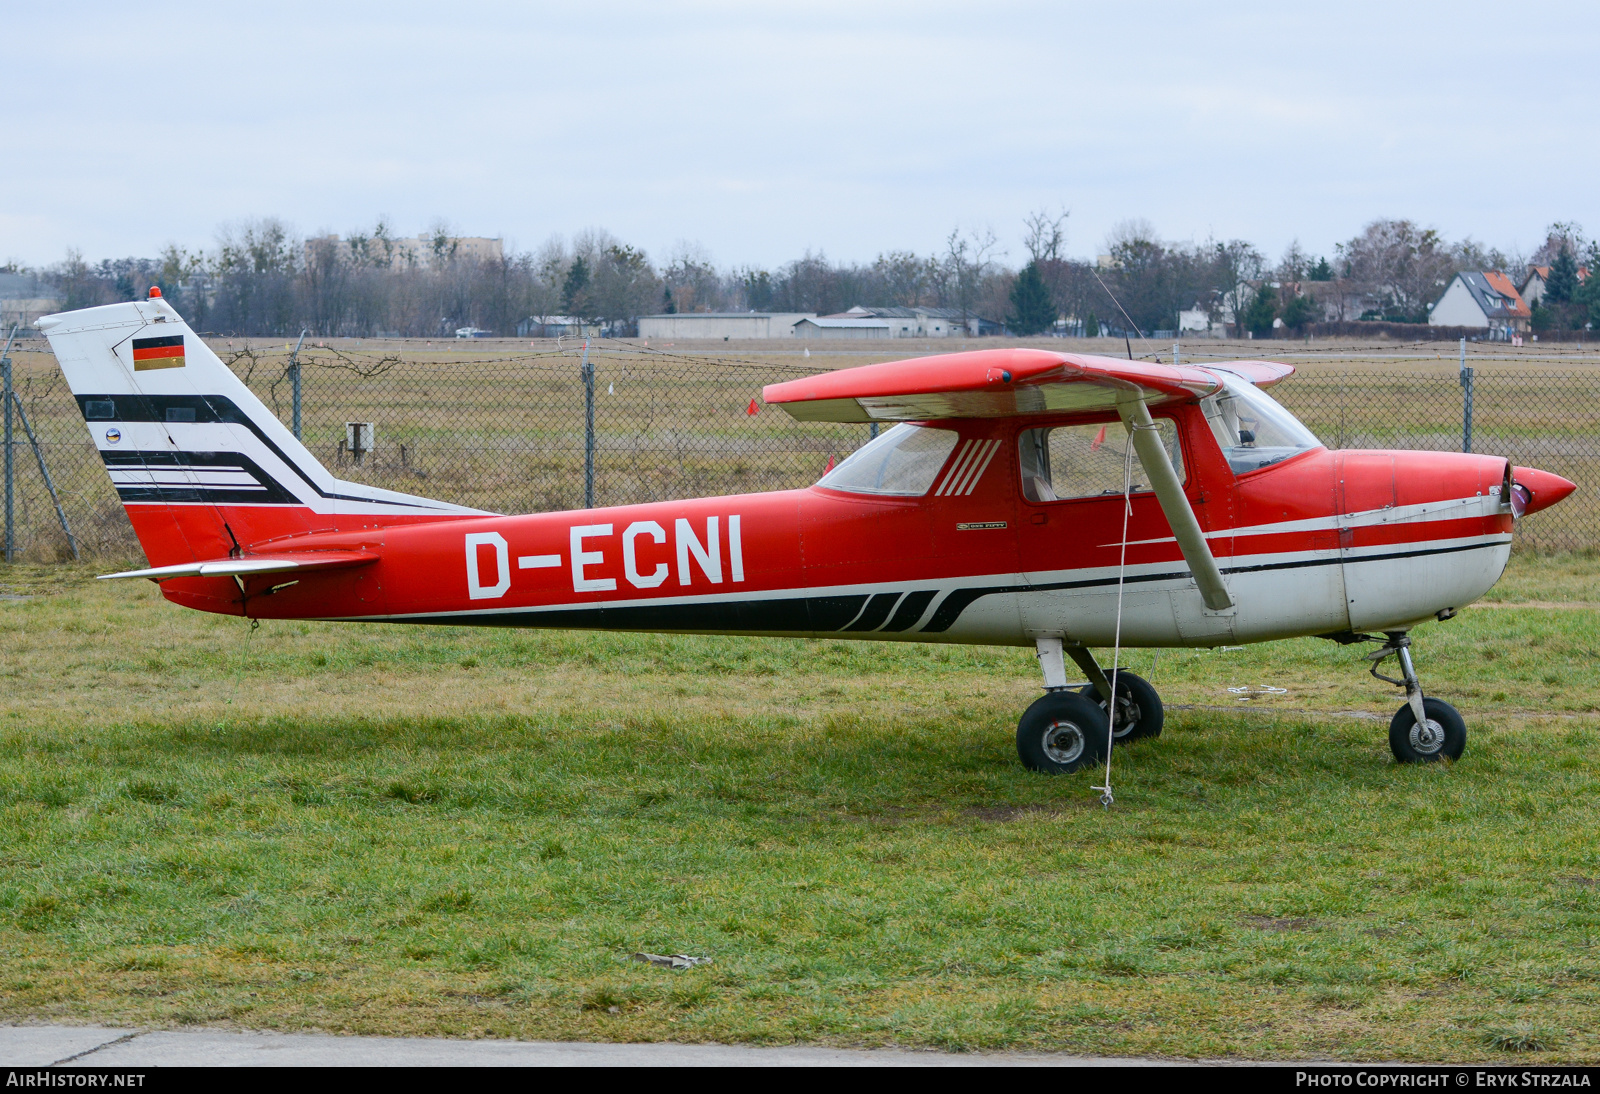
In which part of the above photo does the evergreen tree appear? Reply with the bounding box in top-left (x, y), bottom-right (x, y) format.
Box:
top-left (561, 256), bottom-right (590, 316)
top-left (662, 285), bottom-right (676, 314)
top-left (1577, 246), bottom-right (1600, 330)
top-left (1546, 246), bottom-right (1579, 305)
top-left (1243, 284), bottom-right (1279, 334)
top-left (1085, 312), bottom-right (1100, 337)
top-left (1007, 261), bottom-right (1055, 336)
top-left (1307, 256), bottom-right (1334, 281)
top-left (1281, 291), bottom-right (1317, 330)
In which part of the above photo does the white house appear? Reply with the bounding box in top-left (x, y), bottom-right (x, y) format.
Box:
top-left (1179, 306), bottom-right (1227, 338)
top-left (1429, 271), bottom-right (1530, 336)
top-left (636, 312), bottom-right (816, 340)
top-left (1520, 264), bottom-right (1589, 307)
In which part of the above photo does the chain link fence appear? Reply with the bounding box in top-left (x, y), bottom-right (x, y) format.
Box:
top-left (0, 338), bottom-right (1595, 562)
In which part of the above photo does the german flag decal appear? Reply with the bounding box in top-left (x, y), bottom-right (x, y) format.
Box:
top-left (131, 334), bottom-right (185, 371)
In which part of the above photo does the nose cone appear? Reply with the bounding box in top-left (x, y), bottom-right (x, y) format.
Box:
top-left (1513, 466), bottom-right (1577, 516)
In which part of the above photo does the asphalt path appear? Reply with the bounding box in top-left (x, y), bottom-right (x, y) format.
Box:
top-left (2, 1025), bottom-right (1192, 1067)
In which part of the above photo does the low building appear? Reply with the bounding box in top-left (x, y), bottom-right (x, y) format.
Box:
top-left (831, 305), bottom-right (963, 337)
top-left (518, 315), bottom-right (603, 338)
top-left (793, 317), bottom-right (891, 339)
top-left (636, 313), bottom-right (815, 340)
top-left (1429, 271), bottom-right (1530, 336)
top-left (0, 273), bottom-right (60, 330)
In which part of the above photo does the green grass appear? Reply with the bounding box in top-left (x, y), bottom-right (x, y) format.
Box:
top-left (1, 555), bottom-right (1599, 1060)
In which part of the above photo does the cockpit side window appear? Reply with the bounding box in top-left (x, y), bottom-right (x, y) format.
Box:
top-left (817, 422), bottom-right (960, 496)
top-left (1199, 377), bottom-right (1322, 475)
top-left (1018, 418), bottom-right (1184, 503)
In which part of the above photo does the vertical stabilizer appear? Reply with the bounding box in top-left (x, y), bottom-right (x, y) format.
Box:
top-left (36, 295), bottom-right (487, 565)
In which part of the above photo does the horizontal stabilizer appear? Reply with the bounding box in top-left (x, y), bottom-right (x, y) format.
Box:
top-left (99, 551), bottom-right (378, 582)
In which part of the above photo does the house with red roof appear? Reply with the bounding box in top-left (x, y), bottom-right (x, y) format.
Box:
top-left (1429, 271), bottom-right (1530, 338)
top-left (1520, 264), bottom-right (1589, 307)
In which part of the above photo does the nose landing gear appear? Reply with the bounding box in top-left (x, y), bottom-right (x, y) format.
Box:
top-left (1364, 632), bottom-right (1467, 763)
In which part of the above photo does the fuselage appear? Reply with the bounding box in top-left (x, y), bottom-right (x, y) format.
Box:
top-left (157, 402), bottom-right (1522, 648)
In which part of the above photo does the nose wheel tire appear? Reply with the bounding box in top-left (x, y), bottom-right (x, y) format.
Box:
top-left (1076, 670), bottom-right (1164, 742)
top-left (1017, 691), bottom-right (1114, 774)
top-left (1389, 697), bottom-right (1466, 763)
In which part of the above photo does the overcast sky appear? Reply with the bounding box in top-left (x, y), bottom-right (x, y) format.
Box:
top-left (5, 1), bottom-right (1596, 271)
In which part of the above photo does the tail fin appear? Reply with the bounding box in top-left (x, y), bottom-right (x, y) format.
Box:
top-left (37, 294), bottom-right (486, 566)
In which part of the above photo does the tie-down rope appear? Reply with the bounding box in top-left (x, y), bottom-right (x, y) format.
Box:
top-left (1093, 419), bottom-right (1148, 809)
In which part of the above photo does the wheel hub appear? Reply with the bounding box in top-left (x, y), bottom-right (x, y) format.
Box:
top-left (1091, 692), bottom-right (1141, 738)
top-left (1042, 720), bottom-right (1087, 764)
top-left (1410, 718), bottom-right (1444, 754)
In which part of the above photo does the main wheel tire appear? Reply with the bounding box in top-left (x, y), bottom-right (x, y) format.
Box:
top-left (1389, 697), bottom-right (1466, 763)
top-left (1017, 691), bottom-right (1114, 774)
top-left (1076, 670), bottom-right (1164, 742)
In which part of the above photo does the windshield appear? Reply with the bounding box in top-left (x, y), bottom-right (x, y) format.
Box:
top-left (816, 423), bottom-right (959, 496)
top-left (1199, 377), bottom-right (1321, 474)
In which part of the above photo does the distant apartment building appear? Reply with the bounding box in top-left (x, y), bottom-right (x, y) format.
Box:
top-left (0, 273), bottom-right (60, 329)
top-left (303, 233), bottom-right (504, 269)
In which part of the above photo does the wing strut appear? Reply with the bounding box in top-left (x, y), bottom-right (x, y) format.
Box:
top-left (1116, 395), bottom-right (1234, 611)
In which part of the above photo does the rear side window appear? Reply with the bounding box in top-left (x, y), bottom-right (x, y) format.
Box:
top-left (84, 400), bottom-right (115, 420)
top-left (1018, 419), bottom-right (1184, 502)
top-left (818, 423), bottom-right (959, 496)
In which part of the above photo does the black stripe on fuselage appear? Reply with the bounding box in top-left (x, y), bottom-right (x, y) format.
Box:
top-left (76, 393), bottom-right (442, 510)
top-left (102, 449), bottom-right (301, 504)
top-left (844, 592), bottom-right (902, 631)
top-left (385, 592), bottom-right (873, 634)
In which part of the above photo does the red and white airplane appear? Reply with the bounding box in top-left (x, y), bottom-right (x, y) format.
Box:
top-left (38, 290), bottom-right (1576, 772)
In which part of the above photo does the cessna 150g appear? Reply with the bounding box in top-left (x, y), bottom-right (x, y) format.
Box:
top-left (37, 290), bottom-right (1576, 773)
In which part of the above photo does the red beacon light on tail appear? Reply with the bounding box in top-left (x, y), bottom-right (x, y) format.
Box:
top-left (148, 286), bottom-right (162, 299)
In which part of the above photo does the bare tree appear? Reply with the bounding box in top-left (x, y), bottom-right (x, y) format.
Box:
top-left (941, 226), bottom-right (1005, 329)
top-left (1209, 239), bottom-right (1265, 335)
top-left (1335, 219), bottom-right (1457, 322)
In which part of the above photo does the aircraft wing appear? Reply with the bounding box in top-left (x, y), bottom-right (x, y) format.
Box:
top-left (1203, 360), bottom-right (1295, 388)
top-left (99, 551), bottom-right (378, 582)
top-left (762, 348), bottom-right (1240, 423)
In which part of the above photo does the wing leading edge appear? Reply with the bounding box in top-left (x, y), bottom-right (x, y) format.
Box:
top-left (761, 348), bottom-right (1294, 422)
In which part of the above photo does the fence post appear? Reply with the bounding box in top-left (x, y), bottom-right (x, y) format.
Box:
top-left (12, 392), bottom-right (78, 559)
top-left (288, 328), bottom-right (308, 440)
top-left (1, 324), bottom-right (15, 564)
top-left (1458, 336), bottom-right (1473, 454)
top-left (1173, 340), bottom-right (1179, 367)
top-left (581, 338), bottom-right (595, 508)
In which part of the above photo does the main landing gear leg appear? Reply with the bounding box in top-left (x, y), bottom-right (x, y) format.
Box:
top-left (1015, 640), bottom-right (1166, 775)
top-left (1066, 644), bottom-right (1165, 744)
top-left (1366, 631), bottom-right (1467, 763)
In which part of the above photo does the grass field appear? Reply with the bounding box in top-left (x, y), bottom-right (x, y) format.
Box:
top-left (2, 554), bottom-right (1600, 1060)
